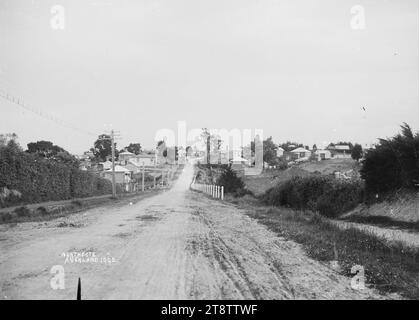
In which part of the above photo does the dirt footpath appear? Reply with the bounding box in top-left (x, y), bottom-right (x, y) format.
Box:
top-left (0, 165), bottom-right (386, 299)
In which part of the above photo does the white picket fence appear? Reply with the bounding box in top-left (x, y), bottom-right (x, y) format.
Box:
top-left (192, 182), bottom-right (224, 200)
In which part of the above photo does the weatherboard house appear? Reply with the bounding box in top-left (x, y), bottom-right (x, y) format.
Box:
top-left (119, 151), bottom-right (135, 164)
top-left (102, 165), bottom-right (132, 184)
top-left (290, 147), bottom-right (311, 161)
top-left (327, 145), bottom-right (352, 159)
top-left (314, 149), bottom-right (332, 161)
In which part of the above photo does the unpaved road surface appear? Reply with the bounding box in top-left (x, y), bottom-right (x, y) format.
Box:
top-left (0, 165), bottom-right (386, 299)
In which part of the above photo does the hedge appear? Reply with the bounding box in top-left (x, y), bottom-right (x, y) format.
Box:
top-left (0, 145), bottom-right (113, 208)
top-left (261, 175), bottom-right (364, 218)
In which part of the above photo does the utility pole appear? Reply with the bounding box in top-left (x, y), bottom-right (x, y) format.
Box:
top-left (111, 130), bottom-right (116, 198)
top-left (142, 163), bottom-right (145, 192)
top-left (98, 129), bottom-right (121, 198)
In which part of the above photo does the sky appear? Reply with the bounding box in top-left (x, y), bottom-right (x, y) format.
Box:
top-left (1, 0), bottom-right (419, 154)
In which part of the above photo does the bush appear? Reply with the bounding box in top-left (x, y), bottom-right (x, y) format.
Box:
top-left (0, 212), bottom-right (13, 222)
top-left (14, 206), bottom-right (30, 217)
top-left (35, 206), bottom-right (48, 215)
top-left (361, 123), bottom-right (419, 197)
top-left (216, 165), bottom-right (245, 194)
top-left (261, 175), bottom-right (364, 217)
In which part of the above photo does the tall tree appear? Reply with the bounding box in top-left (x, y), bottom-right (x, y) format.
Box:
top-left (26, 140), bottom-right (78, 166)
top-left (93, 134), bottom-right (118, 162)
top-left (351, 143), bottom-right (363, 161)
top-left (0, 133), bottom-right (18, 147)
top-left (361, 123), bottom-right (419, 195)
top-left (124, 143), bottom-right (142, 155)
top-left (263, 136), bottom-right (278, 166)
top-left (27, 140), bottom-right (65, 158)
top-left (201, 128), bottom-right (211, 165)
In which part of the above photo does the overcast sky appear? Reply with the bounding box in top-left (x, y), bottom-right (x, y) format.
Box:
top-left (1, 0), bottom-right (418, 154)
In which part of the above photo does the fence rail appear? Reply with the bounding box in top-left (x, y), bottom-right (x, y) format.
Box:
top-left (192, 182), bottom-right (224, 200)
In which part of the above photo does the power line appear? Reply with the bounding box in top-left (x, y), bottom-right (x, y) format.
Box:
top-left (0, 88), bottom-right (98, 137)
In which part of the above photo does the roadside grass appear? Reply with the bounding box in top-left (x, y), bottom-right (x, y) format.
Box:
top-left (228, 195), bottom-right (419, 299)
top-left (342, 215), bottom-right (419, 233)
top-left (0, 190), bottom-right (162, 224)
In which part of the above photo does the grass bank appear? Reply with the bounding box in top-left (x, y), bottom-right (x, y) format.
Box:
top-left (227, 195), bottom-right (419, 299)
top-left (0, 189), bottom-right (162, 224)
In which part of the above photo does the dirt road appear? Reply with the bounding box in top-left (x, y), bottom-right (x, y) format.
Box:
top-left (0, 165), bottom-right (385, 299)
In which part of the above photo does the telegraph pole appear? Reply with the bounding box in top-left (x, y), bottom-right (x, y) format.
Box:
top-left (98, 129), bottom-right (120, 198)
top-left (142, 163), bottom-right (145, 192)
top-left (111, 129), bottom-right (116, 198)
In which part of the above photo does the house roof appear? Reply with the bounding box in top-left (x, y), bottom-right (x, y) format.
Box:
top-left (105, 165), bottom-right (130, 172)
top-left (135, 154), bottom-right (155, 158)
top-left (291, 147), bottom-right (310, 153)
top-left (334, 145), bottom-right (350, 150)
top-left (119, 151), bottom-right (134, 156)
top-left (277, 147), bottom-right (284, 151)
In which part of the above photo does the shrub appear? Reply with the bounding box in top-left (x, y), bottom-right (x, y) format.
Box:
top-left (262, 175), bottom-right (364, 217)
top-left (35, 206), bottom-right (48, 215)
top-left (14, 206), bottom-right (30, 217)
top-left (361, 123), bottom-right (419, 197)
top-left (216, 165), bottom-right (245, 194)
top-left (233, 187), bottom-right (253, 198)
top-left (0, 212), bottom-right (13, 222)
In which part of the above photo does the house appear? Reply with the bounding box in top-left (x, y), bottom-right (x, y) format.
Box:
top-left (98, 160), bottom-right (112, 171)
top-left (124, 162), bottom-right (142, 174)
top-left (131, 153), bottom-right (157, 167)
top-left (230, 156), bottom-right (248, 176)
top-left (290, 147), bottom-right (311, 161)
top-left (119, 151), bottom-right (135, 164)
top-left (314, 149), bottom-right (332, 161)
top-left (327, 145), bottom-right (352, 159)
top-left (276, 147), bottom-right (284, 158)
top-left (231, 156), bottom-right (250, 166)
top-left (102, 165), bottom-right (132, 184)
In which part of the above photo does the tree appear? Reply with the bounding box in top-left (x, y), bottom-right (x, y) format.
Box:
top-left (124, 143), bottom-right (142, 155)
top-left (351, 143), bottom-right (363, 161)
top-left (216, 165), bottom-right (245, 194)
top-left (93, 134), bottom-right (118, 162)
top-left (360, 123), bottom-right (419, 196)
top-left (0, 133), bottom-right (18, 147)
top-left (27, 140), bottom-right (65, 157)
top-left (263, 136), bottom-right (278, 166)
top-left (201, 128), bottom-right (211, 165)
top-left (26, 140), bottom-right (78, 166)
top-left (185, 146), bottom-right (192, 157)
top-left (200, 128), bottom-right (221, 165)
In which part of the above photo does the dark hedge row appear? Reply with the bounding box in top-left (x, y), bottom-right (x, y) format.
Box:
top-left (360, 123), bottom-right (419, 197)
top-left (261, 175), bottom-right (364, 218)
top-left (0, 144), bottom-right (113, 208)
